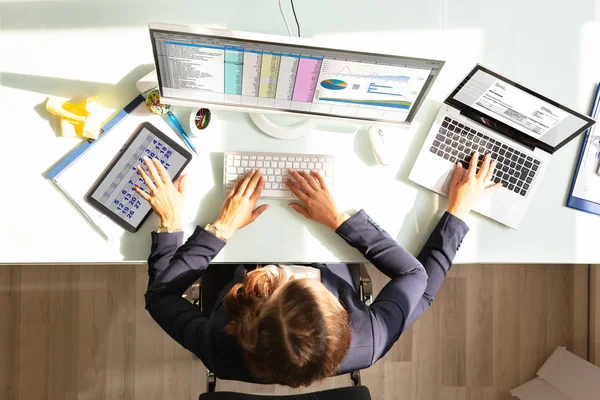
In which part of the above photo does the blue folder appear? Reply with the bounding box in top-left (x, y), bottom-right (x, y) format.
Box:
top-left (566, 84), bottom-right (600, 215)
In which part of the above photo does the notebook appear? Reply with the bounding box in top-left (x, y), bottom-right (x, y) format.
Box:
top-left (567, 83), bottom-right (600, 215)
top-left (47, 95), bottom-right (188, 240)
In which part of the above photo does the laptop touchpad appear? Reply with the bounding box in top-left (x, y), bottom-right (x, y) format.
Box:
top-left (441, 167), bottom-right (468, 194)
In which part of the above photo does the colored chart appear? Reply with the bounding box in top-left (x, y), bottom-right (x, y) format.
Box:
top-left (320, 79), bottom-right (347, 90)
top-left (318, 98), bottom-right (412, 109)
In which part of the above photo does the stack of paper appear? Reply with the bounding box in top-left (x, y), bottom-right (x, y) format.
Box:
top-left (511, 347), bottom-right (600, 400)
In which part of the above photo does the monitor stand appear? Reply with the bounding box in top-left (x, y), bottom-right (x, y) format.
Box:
top-left (249, 113), bottom-right (318, 140)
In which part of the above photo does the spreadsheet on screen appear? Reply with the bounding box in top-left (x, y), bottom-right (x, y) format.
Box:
top-left (152, 31), bottom-right (442, 123)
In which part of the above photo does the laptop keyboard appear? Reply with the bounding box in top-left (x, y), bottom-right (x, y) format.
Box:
top-left (429, 117), bottom-right (542, 196)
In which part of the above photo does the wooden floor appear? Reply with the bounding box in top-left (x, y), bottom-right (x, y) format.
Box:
top-left (0, 264), bottom-right (592, 400)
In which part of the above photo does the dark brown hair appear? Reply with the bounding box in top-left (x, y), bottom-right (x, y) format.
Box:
top-left (224, 268), bottom-right (352, 387)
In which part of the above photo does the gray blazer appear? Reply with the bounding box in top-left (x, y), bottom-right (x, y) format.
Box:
top-left (144, 210), bottom-right (469, 382)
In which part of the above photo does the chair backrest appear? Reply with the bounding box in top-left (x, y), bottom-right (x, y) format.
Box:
top-left (199, 386), bottom-right (371, 400)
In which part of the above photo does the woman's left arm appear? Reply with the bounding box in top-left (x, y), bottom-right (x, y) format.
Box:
top-left (134, 158), bottom-right (269, 358)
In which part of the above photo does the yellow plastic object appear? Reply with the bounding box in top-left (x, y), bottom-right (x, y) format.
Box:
top-left (45, 96), bottom-right (108, 140)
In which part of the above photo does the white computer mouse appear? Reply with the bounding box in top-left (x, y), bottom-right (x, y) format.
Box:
top-left (368, 126), bottom-right (393, 166)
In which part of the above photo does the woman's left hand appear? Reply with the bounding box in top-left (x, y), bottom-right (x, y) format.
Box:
top-left (134, 156), bottom-right (188, 230)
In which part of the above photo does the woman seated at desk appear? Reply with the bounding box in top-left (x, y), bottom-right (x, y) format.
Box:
top-left (135, 152), bottom-right (500, 387)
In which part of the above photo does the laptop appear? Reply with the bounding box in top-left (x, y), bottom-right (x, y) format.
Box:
top-left (410, 65), bottom-right (595, 229)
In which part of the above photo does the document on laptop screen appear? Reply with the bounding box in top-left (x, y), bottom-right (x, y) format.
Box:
top-left (452, 69), bottom-right (590, 148)
top-left (471, 80), bottom-right (568, 137)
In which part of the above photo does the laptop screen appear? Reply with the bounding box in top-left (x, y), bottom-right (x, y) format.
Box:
top-left (446, 66), bottom-right (594, 153)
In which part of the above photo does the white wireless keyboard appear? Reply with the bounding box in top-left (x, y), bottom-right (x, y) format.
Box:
top-left (223, 152), bottom-right (335, 199)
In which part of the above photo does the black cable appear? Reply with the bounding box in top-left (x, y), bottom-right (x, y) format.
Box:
top-left (290, 0), bottom-right (301, 37)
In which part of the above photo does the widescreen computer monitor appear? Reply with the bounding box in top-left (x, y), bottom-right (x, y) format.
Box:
top-left (149, 23), bottom-right (445, 125)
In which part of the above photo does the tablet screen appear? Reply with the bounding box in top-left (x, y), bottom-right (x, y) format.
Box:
top-left (88, 124), bottom-right (190, 229)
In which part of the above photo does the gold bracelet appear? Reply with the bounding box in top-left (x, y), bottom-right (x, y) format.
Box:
top-left (155, 225), bottom-right (183, 233)
top-left (204, 223), bottom-right (228, 242)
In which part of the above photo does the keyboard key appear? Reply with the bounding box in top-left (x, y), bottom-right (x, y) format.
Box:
top-left (509, 177), bottom-right (517, 184)
top-left (265, 182), bottom-right (272, 189)
top-left (226, 167), bottom-right (237, 174)
top-left (293, 162), bottom-right (300, 169)
top-left (443, 153), bottom-right (450, 160)
top-left (533, 159), bottom-right (540, 165)
top-left (234, 160), bottom-right (241, 167)
top-left (436, 134), bottom-right (445, 141)
top-left (524, 161), bottom-right (532, 168)
top-left (442, 121), bottom-right (449, 128)
top-left (493, 146), bottom-right (499, 152)
top-left (532, 164), bottom-right (538, 171)
top-left (508, 184), bottom-right (515, 190)
top-left (444, 116), bottom-right (451, 122)
top-left (450, 156), bottom-right (457, 163)
top-left (526, 177), bottom-right (532, 184)
top-left (226, 160), bottom-right (234, 166)
top-left (264, 161), bottom-right (271, 168)
top-left (433, 140), bottom-right (441, 147)
top-left (520, 189), bottom-right (526, 196)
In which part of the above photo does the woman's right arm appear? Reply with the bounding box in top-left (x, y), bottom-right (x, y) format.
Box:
top-left (403, 152), bottom-right (500, 329)
top-left (285, 170), bottom-right (428, 362)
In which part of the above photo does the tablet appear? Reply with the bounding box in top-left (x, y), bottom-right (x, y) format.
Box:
top-left (85, 122), bottom-right (192, 232)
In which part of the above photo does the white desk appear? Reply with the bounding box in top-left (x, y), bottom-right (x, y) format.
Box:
top-left (1, 0), bottom-right (599, 264)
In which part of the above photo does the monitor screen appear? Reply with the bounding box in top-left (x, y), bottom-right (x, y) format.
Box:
top-left (447, 66), bottom-right (594, 152)
top-left (150, 26), bottom-right (444, 124)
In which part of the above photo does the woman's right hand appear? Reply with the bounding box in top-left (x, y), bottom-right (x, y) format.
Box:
top-left (447, 151), bottom-right (502, 220)
top-left (285, 170), bottom-right (350, 230)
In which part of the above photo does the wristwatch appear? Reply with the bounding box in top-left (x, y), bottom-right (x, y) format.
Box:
top-left (155, 225), bottom-right (183, 233)
top-left (204, 223), bottom-right (228, 242)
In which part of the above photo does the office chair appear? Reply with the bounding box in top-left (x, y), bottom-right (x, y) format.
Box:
top-left (190, 264), bottom-right (373, 400)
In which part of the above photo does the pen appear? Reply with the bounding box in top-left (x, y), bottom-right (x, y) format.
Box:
top-left (166, 111), bottom-right (199, 155)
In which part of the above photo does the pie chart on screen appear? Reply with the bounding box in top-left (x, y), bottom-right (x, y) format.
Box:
top-left (320, 79), bottom-right (348, 90)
